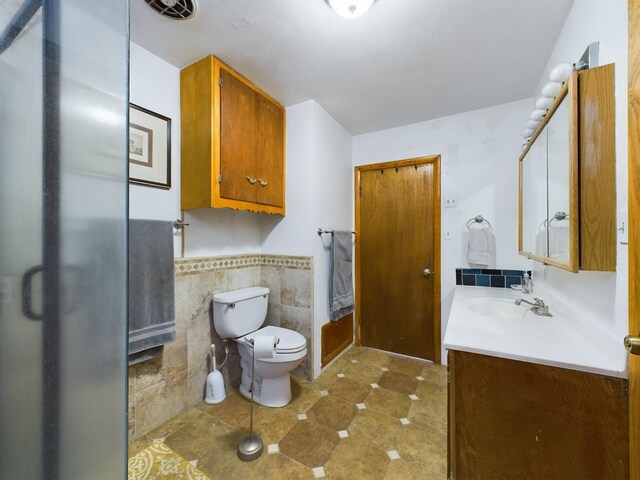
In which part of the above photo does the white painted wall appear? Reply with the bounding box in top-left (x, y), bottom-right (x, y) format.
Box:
top-left (262, 100), bottom-right (353, 377)
top-left (529, 0), bottom-right (628, 344)
top-left (129, 42), bottom-right (182, 255)
top-left (129, 45), bottom-right (353, 378)
top-left (353, 99), bottom-right (534, 362)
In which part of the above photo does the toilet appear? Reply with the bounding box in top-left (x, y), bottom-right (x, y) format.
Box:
top-left (212, 287), bottom-right (307, 408)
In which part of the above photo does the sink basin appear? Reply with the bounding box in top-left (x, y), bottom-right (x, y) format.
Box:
top-left (461, 297), bottom-right (529, 320)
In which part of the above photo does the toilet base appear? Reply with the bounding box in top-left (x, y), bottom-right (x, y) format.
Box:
top-left (239, 373), bottom-right (292, 408)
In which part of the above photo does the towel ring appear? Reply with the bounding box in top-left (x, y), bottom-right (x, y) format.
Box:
top-left (466, 215), bottom-right (492, 231)
top-left (540, 211), bottom-right (570, 230)
top-left (549, 211), bottom-right (569, 225)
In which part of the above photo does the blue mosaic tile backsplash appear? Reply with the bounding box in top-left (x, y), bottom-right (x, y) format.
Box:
top-left (455, 268), bottom-right (532, 289)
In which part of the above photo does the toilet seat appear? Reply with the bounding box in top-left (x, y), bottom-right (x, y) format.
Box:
top-left (242, 326), bottom-right (307, 355)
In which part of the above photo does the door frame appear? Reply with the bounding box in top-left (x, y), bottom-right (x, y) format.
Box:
top-left (628, 0), bottom-right (639, 475)
top-left (354, 155), bottom-right (442, 364)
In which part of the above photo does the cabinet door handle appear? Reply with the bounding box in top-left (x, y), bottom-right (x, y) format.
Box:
top-left (258, 179), bottom-right (268, 187)
top-left (246, 176), bottom-right (257, 185)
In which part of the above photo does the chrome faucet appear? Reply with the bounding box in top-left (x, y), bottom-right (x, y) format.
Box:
top-left (515, 297), bottom-right (553, 317)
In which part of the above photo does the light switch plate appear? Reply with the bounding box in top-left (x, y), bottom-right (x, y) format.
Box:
top-left (444, 195), bottom-right (458, 208)
top-left (444, 231), bottom-right (453, 241)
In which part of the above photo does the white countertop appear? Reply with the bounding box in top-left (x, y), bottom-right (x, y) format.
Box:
top-left (443, 286), bottom-right (628, 378)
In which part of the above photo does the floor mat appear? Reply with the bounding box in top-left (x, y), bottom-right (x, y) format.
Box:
top-left (128, 439), bottom-right (211, 480)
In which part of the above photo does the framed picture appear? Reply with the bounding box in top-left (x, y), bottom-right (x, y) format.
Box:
top-left (129, 104), bottom-right (171, 189)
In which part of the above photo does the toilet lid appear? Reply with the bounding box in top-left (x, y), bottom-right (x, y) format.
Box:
top-left (244, 326), bottom-right (307, 354)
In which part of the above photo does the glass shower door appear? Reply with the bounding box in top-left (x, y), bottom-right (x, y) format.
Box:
top-left (0, 1), bottom-right (129, 478)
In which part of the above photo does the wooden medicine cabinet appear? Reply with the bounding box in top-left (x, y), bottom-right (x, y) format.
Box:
top-left (180, 55), bottom-right (286, 215)
top-left (518, 64), bottom-right (616, 272)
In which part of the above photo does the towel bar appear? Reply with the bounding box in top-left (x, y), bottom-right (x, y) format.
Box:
top-left (317, 228), bottom-right (356, 236)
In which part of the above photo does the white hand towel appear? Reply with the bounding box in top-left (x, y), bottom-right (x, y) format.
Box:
top-left (467, 228), bottom-right (495, 266)
top-left (549, 224), bottom-right (569, 259)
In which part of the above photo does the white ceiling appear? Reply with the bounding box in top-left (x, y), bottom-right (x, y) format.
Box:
top-left (131, 0), bottom-right (574, 135)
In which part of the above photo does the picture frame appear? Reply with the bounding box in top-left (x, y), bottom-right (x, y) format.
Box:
top-left (129, 104), bottom-right (171, 189)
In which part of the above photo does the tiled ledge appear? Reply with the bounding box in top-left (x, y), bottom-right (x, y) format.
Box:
top-left (455, 268), bottom-right (532, 289)
top-left (174, 254), bottom-right (313, 276)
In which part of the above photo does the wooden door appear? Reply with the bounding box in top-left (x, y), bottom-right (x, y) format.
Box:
top-left (255, 94), bottom-right (285, 207)
top-left (629, 0), bottom-right (640, 475)
top-left (356, 157), bottom-right (441, 362)
top-left (220, 67), bottom-right (257, 203)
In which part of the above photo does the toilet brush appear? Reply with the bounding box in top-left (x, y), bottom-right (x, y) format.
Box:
top-left (205, 344), bottom-right (226, 405)
top-left (237, 338), bottom-right (263, 462)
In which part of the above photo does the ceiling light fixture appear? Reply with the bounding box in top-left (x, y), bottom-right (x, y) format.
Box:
top-left (325, 0), bottom-right (377, 19)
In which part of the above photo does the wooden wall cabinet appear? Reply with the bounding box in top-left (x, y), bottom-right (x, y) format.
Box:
top-left (180, 55), bottom-right (286, 215)
top-left (448, 350), bottom-right (629, 479)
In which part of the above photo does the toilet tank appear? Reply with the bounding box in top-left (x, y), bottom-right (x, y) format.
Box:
top-left (213, 287), bottom-right (269, 339)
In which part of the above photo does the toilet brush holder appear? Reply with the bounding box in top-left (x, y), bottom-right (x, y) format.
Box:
top-left (205, 344), bottom-right (226, 405)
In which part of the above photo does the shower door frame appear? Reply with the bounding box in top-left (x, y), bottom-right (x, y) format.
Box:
top-left (1, 1), bottom-right (63, 475)
top-left (0, 1), bottom-right (130, 477)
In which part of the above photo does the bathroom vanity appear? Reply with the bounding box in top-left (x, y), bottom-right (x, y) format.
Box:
top-left (444, 287), bottom-right (629, 478)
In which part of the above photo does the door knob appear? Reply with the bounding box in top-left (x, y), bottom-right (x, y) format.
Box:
top-left (422, 268), bottom-right (432, 278)
top-left (624, 335), bottom-right (640, 355)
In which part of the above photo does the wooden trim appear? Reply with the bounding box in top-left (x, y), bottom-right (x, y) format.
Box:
top-left (433, 157), bottom-right (442, 364)
top-left (568, 71), bottom-right (580, 273)
top-left (629, 0), bottom-right (640, 475)
top-left (354, 154), bottom-right (442, 363)
top-left (447, 350), bottom-right (456, 480)
top-left (518, 81), bottom-right (570, 163)
top-left (354, 167), bottom-right (362, 347)
top-left (321, 314), bottom-right (354, 368)
top-left (518, 159), bottom-right (523, 253)
top-left (518, 74), bottom-right (579, 272)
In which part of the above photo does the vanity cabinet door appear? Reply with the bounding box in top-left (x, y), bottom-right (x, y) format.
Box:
top-left (448, 350), bottom-right (629, 478)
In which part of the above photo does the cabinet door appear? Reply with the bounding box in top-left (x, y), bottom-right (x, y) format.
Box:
top-left (255, 94), bottom-right (285, 207)
top-left (220, 68), bottom-right (257, 203)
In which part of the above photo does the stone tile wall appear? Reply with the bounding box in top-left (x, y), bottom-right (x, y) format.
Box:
top-left (128, 254), bottom-right (314, 441)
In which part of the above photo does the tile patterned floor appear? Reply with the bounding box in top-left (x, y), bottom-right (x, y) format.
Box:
top-left (128, 346), bottom-right (448, 479)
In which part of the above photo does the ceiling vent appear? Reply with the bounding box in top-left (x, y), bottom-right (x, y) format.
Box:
top-left (145, 0), bottom-right (197, 20)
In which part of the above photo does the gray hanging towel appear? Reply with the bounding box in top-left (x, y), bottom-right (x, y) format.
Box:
top-left (128, 219), bottom-right (175, 365)
top-left (329, 230), bottom-right (354, 322)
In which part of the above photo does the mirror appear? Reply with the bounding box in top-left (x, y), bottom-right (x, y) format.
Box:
top-left (519, 72), bottom-right (578, 272)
